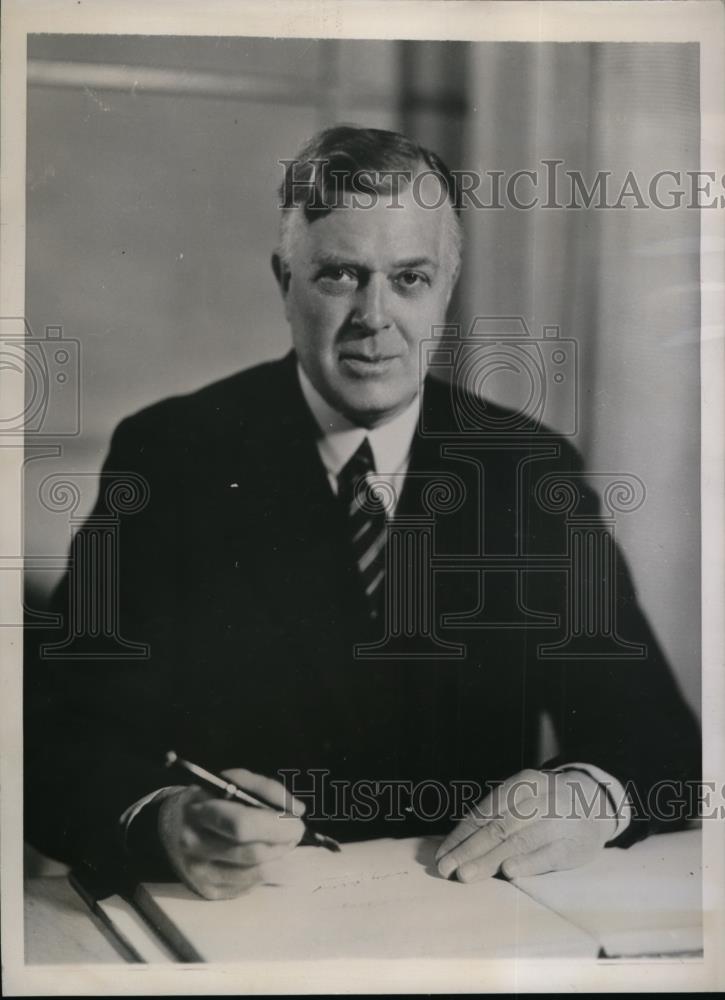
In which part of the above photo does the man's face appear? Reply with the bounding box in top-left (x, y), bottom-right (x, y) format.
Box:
top-left (274, 178), bottom-right (457, 427)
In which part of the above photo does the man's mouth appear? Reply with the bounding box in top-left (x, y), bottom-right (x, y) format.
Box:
top-left (339, 353), bottom-right (399, 376)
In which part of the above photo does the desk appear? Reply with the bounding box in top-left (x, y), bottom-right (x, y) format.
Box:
top-left (24, 830), bottom-right (703, 964)
top-left (24, 878), bottom-right (128, 964)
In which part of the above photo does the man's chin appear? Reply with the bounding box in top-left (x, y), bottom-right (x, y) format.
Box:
top-left (336, 389), bottom-right (417, 428)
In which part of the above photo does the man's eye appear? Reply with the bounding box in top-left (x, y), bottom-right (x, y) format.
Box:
top-left (320, 267), bottom-right (356, 283)
top-left (396, 271), bottom-right (429, 289)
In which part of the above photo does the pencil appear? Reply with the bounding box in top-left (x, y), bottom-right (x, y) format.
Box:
top-left (164, 751), bottom-right (342, 852)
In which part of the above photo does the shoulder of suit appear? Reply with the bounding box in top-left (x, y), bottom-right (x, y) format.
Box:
top-left (110, 355), bottom-right (291, 455)
top-left (422, 374), bottom-right (584, 471)
top-left (111, 359), bottom-right (585, 472)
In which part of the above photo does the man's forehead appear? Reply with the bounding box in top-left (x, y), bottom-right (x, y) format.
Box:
top-left (298, 184), bottom-right (450, 262)
top-left (329, 170), bottom-right (449, 214)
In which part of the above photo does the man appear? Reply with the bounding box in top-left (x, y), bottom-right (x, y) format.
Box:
top-left (25, 126), bottom-right (700, 901)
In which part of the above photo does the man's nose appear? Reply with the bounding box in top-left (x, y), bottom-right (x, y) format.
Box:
top-left (352, 275), bottom-right (392, 331)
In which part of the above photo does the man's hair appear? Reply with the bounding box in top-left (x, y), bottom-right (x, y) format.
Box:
top-left (277, 124), bottom-right (463, 278)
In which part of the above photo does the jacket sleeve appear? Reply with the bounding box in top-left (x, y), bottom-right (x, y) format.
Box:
top-left (521, 438), bottom-right (701, 847)
top-left (24, 410), bottom-right (184, 883)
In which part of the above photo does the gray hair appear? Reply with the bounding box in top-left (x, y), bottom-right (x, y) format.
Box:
top-left (277, 125), bottom-right (463, 280)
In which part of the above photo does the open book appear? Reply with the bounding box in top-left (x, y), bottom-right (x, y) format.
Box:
top-left (92, 831), bottom-right (702, 962)
top-left (131, 836), bottom-right (597, 961)
top-left (511, 828), bottom-right (702, 957)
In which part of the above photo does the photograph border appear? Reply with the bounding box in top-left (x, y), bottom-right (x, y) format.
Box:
top-left (2, 1), bottom-right (723, 994)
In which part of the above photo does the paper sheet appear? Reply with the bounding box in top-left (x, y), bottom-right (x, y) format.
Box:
top-left (135, 836), bottom-right (597, 962)
top-left (512, 829), bottom-right (703, 957)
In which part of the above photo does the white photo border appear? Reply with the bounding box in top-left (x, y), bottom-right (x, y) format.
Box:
top-left (2, 1), bottom-right (723, 994)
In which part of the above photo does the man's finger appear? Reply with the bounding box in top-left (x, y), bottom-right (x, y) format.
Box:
top-left (179, 825), bottom-right (295, 866)
top-left (435, 770), bottom-right (545, 862)
top-left (221, 768), bottom-right (306, 816)
top-left (434, 814), bottom-right (480, 863)
top-left (437, 797), bottom-right (537, 878)
top-left (186, 859), bottom-right (265, 900)
top-left (209, 839), bottom-right (295, 867)
top-left (454, 825), bottom-right (553, 882)
top-left (500, 841), bottom-right (568, 879)
top-left (442, 819), bottom-right (541, 881)
top-left (435, 787), bottom-right (515, 860)
top-left (188, 799), bottom-right (304, 845)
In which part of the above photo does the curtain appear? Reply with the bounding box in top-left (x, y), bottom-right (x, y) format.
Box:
top-left (461, 42), bottom-right (700, 718)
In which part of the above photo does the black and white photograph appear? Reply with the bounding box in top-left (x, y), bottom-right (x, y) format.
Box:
top-left (2, 0), bottom-right (724, 994)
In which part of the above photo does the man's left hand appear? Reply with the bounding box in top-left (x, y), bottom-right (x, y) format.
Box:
top-left (435, 768), bottom-right (618, 882)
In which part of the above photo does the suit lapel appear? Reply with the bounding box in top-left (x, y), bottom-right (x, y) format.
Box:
top-left (396, 374), bottom-right (456, 518)
top-left (223, 351), bottom-right (340, 541)
top-left (218, 353), bottom-right (363, 624)
top-left (216, 361), bottom-right (463, 623)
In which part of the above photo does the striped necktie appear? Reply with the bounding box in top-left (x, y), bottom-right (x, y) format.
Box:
top-left (337, 437), bottom-right (387, 619)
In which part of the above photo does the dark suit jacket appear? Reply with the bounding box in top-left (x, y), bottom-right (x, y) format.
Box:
top-left (24, 352), bottom-right (701, 882)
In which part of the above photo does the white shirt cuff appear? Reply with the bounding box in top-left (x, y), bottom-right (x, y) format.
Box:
top-left (119, 786), bottom-right (178, 853)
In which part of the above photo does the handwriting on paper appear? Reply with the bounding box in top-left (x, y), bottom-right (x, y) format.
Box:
top-left (312, 869), bottom-right (409, 893)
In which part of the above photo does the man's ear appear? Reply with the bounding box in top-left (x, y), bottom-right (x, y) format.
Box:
top-left (271, 252), bottom-right (291, 296)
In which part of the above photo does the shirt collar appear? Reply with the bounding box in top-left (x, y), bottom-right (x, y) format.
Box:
top-left (296, 362), bottom-right (420, 477)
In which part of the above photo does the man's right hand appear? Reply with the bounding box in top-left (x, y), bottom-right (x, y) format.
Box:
top-left (158, 768), bottom-right (306, 899)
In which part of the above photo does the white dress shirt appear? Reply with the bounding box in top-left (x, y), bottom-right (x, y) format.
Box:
top-left (297, 363), bottom-right (419, 512)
